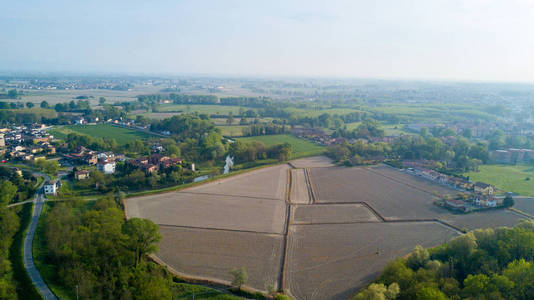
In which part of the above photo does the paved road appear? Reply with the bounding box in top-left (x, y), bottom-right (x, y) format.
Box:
top-left (23, 178), bottom-right (57, 299)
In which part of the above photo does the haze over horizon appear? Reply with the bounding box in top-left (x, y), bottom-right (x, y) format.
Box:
top-left (2, 0), bottom-right (534, 83)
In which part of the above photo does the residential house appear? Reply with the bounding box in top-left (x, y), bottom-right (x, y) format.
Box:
top-left (97, 158), bottom-right (116, 174)
top-left (74, 170), bottom-right (90, 180)
top-left (474, 182), bottom-right (495, 195)
top-left (44, 180), bottom-right (61, 195)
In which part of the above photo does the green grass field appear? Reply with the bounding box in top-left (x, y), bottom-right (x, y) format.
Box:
top-left (216, 125), bottom-right (248, 137)
top-left (157, 104), bottom-right (251, 115)
top-left (49, 124), bottom-right (156, 145)
top-left (236, 134), bottom-right (325, 158)
top-left (465, 164), bottom-right (534, 196)
top-left (284, 107), bottom-right (362, 117)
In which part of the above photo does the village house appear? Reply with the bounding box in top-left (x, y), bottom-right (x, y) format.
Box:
top-left (445, 199), bottom-right (466, 211)
top-left (44, 180), bottom-right (61, 195)
top-left (97, 158), bottom-right (116, 174)
top-left (474, 182), bottom-right (495, 195)
top-left (74, 170), bottom-right (90, 180)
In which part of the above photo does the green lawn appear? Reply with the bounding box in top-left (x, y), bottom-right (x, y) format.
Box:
top-left (157, 104), bottom-right (250, 116)
top-left (216, 125), bottom-right (248, 137)
top-left (173, 283), bottom-right (242, 300)
top-left (464, 164), bottom-right (534, 196)
top-left (284, 107), bottom-right (362, 117)
top-left (49, 124), bottom-right (156, 145)
top-left (236, 134), bottom-right (325, 158)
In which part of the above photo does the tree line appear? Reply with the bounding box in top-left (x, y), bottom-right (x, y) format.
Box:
top-left (354, 221), bottom-right (534, 300)
top-left (43, 196), bottom-right (173, 299)
top-left (229, 140), bottom-right (292, 163)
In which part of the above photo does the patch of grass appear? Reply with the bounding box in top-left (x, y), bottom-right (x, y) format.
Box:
top-left (9, 203), bottom-right (41, 300)
top-left (49, 124), bottom-right (156, 145)
top-left (284, 107), bottom-right (362, 117)
top-left (157, 104), bottom-right (249, 115)
top-left (236, 134), bottom-right (325, 159)
top-left (464, 164), bottom-right (534, 196)
top-left (172, 283), bottom-right (242, 300)
top-left (216, 125), bottom-right (248, 137)
top-left (33, 202), bottom-right (76, 300)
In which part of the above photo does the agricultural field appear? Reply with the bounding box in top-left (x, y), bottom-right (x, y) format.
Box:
top-left (49, 124), bottom-right (157, 144)
top-left (465, 164), bottom-right (534, 196)
top-left (284, 107), bottom-right (362, 117)
top-left (126, 164), bottom-right (290, 292)
top-left (125, 158), bottom-right (532, 300)
top-left (286, 222), bottom-right (458, 300)
top-left (157, 104), bottom-right (249, 115)
top-left (345, 122), bottom-right (409, 136)
top-left (236, 134), bottom-right (325, 158)
top-left (309, 166), bottom-right (456, 220)
top-left (216, 125), bottom-right (248, 137)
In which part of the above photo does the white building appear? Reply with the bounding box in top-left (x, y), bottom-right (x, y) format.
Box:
top-left (44, 180), bottom-right (60, 195)
top-left (97, 159), bottom-right (116, 174)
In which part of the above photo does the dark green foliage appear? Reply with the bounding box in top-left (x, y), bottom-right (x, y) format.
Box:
top-left (355, 222), bottom-right (534, 300)
top-left (0, 179), bottom-right (20, 299)
top-left (43, 197), bottom-right (172, 299)
top-left (229, 140), bottom-right (292, 163)
top-left (9, 203), bottom-right (40, 299)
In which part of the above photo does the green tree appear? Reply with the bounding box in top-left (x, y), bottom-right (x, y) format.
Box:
top-left (99, 97), bottom-right (106, 105)
top-left (123, 218), bottom-right (162, 267)
top-left (230, 267), bottom-right (248, 290)
top-left (40, 100), bottom-right (50, 108)
top-left (25, 102), bottom-right (34, 108)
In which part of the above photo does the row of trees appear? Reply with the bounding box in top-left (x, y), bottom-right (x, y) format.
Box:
top-left (242, 124), bottom-right (287, 137)
top-left (0, 179), bottom-right (20, 298)
top-left (355, 221), bottom-right (534, 300)
top-left (327, 134), bottom-right (489, 171)
top-left (229, 140), bottom-right (292, 163)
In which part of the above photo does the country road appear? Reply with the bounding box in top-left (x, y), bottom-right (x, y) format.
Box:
top-left (23, 174), bottom-right (57, 300)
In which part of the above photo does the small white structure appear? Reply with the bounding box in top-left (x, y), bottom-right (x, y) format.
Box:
top-left (44, 180), bottom-right (60, 195)
top-left (97, 159), bottom-right (116, 174)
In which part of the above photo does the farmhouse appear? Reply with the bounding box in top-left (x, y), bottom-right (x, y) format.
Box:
top-left (74, 170), bottom-right (90, 180)
top-left (474, 182), bottom-right (495, 195)
top-left (128, 154), bottom-right (182, 174)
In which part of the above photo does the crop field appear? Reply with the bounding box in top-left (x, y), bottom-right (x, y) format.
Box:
top-left (289, 156), bottom-right (334, 169)
top-left (157, 104), bottom-right (249, 115)
top-left (286, 222), bottom-right (458, 300)
top-left (125, 159), bottom-right (531, 300)
top-left (511, 197), bottom-right (534, 216)
top-left (465, 164), bottom-right (534, 196)
top-left (284, 107), bottom-right (362, 117)
top-left (158, 226), bottom-right (284, 291)
top-left (290, 169), bottom-right (310, 204)
top-left (216, 125), bottom-right (248, 137)
top-left (49, 124), bottom-right (156, 144)
top-left (291, 204), bottom-right (379, 224)
top-left (438, 210), bottom-right (527, 231)
top-left (236, 135), bottom-right (325, 158)
top-left (309, 166), bottom-right (456, 220)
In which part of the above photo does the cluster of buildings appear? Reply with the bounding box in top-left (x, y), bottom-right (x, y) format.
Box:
top-left (401, 160), bottom-right (503, 211)
top-left (0, 125), bottom-right (56, 161)
top-left (62, 146), bottom-right (123, 174)
top-left (128, 154), bottom-right (184, 174)
top-left (490, 148), bottom-right (534, 164)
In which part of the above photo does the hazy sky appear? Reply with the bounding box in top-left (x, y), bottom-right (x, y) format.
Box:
top-left (2, 0), bottom-right (534, 82)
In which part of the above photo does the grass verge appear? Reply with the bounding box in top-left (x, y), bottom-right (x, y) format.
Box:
top-left (9, 203), bottom-right (41, 299)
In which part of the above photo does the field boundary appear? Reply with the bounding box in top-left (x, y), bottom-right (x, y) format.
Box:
top-left (280, 167), bottom-right (292, 292)
top-left (157, 223), bottom-right (283, 236)
top-left (304, 168), bottom-right (317, 204)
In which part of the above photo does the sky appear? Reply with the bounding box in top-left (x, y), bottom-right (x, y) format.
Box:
top-left (1, 0), bottom-right (534, 82)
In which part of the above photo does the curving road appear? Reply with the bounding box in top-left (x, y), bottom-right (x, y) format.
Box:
top-left (23, 174), bottom-right (57, 300)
